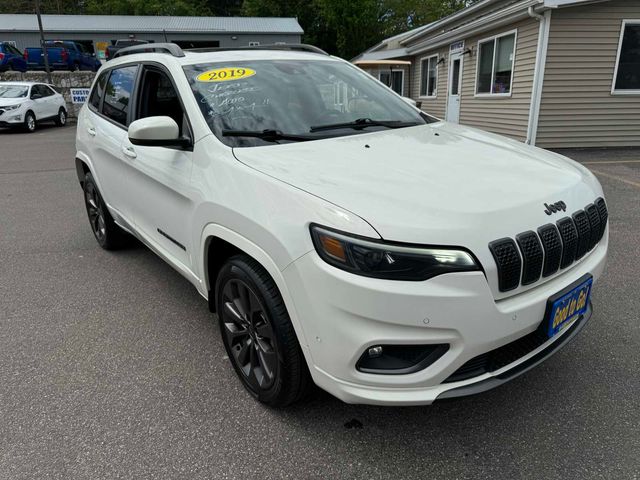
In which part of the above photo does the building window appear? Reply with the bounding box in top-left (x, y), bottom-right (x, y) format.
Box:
top-left (420, 55), bottom-right (438, 97)
top-left (379, 70), bottom-right (404, 95)
top-left (613, 21), bottom-right (640, 93)
top-left (249, 41), bottom-right (260, 47)
top-left (476, 31), bottom-right (516, 95)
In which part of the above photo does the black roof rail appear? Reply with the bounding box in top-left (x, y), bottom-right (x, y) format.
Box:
top-left (184, 43), bottom-right (329, 56)
top-left (113, 42), bottom-right (185, 59)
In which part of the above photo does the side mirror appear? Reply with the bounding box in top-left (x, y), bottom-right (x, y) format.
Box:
top-left (401, 96), bottom-right (417, 107)
top-left (128, 116), bottom-right (191, 148)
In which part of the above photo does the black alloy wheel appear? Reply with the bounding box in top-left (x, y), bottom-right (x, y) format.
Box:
top-left (85, 178), bottom-right (107, 244)
top-left (216, 255), bottom-right (311, 407)
top-left (221, 278), bottom-right (278, 391)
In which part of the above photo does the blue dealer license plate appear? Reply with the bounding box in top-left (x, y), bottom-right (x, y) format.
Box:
top-left (545, 275), bottom-right (592, 338)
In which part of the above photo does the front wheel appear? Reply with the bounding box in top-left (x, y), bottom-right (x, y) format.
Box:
top-left (23, 111), bottom-right (36, 133)
top-left (216, 255), bottom-right (311, 407)
top-left (55, 108), bottom-right (67, 126)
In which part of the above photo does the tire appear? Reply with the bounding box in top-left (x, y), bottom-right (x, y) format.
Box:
top-left (72, 62), bottom-right (80, 71)
top-left (216, 255), bottom-right (311, 407)
top-left (23, 111), bottom-right (36, 133)
top-left (82, 172), bottom-right (129, 250)
top-left (55, 108), bottom-right (67, 127)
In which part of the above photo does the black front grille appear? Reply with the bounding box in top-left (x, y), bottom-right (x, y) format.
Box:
top-left (557, 217), bottom-right (579, 268)
top-left (488, 239), bottom-right (522, 292)
top-left (490, 198), bottom-right (607, 292)
top-left (585, 204), bottom-right (601, 251)
top-left (516, 231), bottom-right (543, 285)
top-left (595, 198), bottom-right (608, 239)
top-left (537, 224), bottom-right (562, 277)
top-left (572, 210), bottom-right (591, 260)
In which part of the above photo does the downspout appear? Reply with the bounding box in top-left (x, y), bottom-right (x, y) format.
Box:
top-left (526, 6), bottom-right (551, 145)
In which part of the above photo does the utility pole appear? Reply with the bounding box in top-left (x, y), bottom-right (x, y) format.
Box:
top-left (35, 0), bottom-right (52, 84)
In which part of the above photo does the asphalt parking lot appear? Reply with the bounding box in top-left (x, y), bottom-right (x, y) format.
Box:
top-left (1, 125), bottom-right (639, 479)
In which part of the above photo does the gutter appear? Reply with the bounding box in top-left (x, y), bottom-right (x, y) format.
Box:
top-left (406, 0), bottom-right (541, 55)
top-left (525, 5), bottom-right (551, 145)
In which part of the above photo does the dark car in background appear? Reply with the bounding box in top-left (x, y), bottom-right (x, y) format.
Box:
top-left (0, 42), bottom-right (27, 72)
top-left (24, 40), bottom-right (99, 71)
top-left (105, 39), bottom-right (150, 61)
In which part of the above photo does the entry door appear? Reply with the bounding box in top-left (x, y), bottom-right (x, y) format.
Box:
top-left (446, 53), bottom-right (463, 123)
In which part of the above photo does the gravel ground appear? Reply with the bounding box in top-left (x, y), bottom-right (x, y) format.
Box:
top-left (1, 126), bottom-right (639, 479)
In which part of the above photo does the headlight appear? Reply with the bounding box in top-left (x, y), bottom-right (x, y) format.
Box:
top-left (310, 225), bottom-right (480, 281)
top-left (3, 104), bottom-right (22, 111)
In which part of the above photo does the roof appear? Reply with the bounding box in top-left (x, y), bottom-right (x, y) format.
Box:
top-left (352, 48), bottom-right (409, 63)
top-left (0, 14), bottom-right (304, 34)
top-left (0, 81), bottom-right (49, 86)
top-left (353, 59), bottom-right (411, 66)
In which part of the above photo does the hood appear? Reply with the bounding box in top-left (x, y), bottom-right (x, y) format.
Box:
top-left (233, 122), bottom-right (602, 248)
top-left (0, 98), bottom-right (26, 107)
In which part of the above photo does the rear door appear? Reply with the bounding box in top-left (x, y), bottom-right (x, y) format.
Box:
top-left (29, 85), bottom-right (50, 118)
top-left (38, 84), bottom-right (58, 117)
top-left (83, 64), bottom-right (139, 226)
top-left (122, 64), bottom-right (196, 271)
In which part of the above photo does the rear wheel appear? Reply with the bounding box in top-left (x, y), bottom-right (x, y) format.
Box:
top-left (83, 172), bottom-right (129, 250)
top-left (216, 255), bottom-right (311, 407)
top-left (55, 108), bottom-right (67, 126)
top-left (23, 111), bottom-right (36, 133)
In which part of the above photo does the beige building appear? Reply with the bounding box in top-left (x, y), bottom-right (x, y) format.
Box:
top-left (353, 0), bottom-right (640, 148)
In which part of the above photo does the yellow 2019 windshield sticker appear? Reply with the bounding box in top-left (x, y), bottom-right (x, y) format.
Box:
top-left (196, 67), bottom-right (256, 82)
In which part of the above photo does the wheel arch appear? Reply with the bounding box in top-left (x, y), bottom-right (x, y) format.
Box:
top-left (201, 224), bottom-right (310, 350)
top-left (75, 156), bottom-right (91, 188)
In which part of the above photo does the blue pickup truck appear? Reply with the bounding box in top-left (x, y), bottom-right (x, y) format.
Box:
top-left (24, 40), bottom-right (100, 71)
top-left (0, 42), bottom-right (27, 72)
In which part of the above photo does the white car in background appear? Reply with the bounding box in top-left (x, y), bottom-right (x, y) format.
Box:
top-left (0, 81), bottom-right (67, 132)
top-left (75, 43), bottom-right (608, 407)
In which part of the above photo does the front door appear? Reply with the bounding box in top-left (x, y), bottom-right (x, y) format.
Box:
top-left (123, 65), bottom-right (195, 273)
top-left (446, 53), bottom-right (463, 123)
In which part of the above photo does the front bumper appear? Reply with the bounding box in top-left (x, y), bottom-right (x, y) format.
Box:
top-left (0, 111), bottom-right (24, 126)
top-left (283, 232), bottom-right (607, 406)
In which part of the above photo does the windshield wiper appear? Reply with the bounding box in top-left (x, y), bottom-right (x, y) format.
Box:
top-left (222, 129), bottom-right (318, 143)
top-left (309, 118), bottom-right (421, 133)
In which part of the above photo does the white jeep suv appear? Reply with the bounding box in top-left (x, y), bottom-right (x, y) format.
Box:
top-left (75, 43), bottom-right (608, 407)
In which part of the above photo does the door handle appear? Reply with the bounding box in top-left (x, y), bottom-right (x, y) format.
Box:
top-left (87, 126), bottom-right (96, 136)
top-left (122, 145), bottom-right (137, 159)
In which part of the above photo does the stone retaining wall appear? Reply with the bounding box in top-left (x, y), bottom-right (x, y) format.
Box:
top-left (0, 71), bottom-right (96, 118)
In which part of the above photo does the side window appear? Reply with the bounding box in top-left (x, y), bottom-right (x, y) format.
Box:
top-left (89, 71), bottom-right (108, 111)
top-left (136, 67), bottom-right (187, 136)
top-left (102, 65), bottom-right (138, 126)
top-left (40, 85), bottom-right (55, 97)
top-left (31, 85), bottom-right (44, 98)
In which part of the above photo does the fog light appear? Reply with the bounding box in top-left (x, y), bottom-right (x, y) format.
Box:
top-left (368, 345), bottom-right (383, 358)
top-left (356, 344), bottom-right (449, 375)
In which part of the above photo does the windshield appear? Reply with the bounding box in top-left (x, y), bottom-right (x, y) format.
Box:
top-left (0, 85), bottom-right (28, 99)
top-left (183, 59), bottom-right (432, 147)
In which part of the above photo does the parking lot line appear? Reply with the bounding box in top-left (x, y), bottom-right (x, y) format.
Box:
top-left (589, 169), bottom-right (640, 189)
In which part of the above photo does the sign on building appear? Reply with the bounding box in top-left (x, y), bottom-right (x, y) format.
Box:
top-left (70, 88), bottom-right (91, 104)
